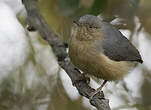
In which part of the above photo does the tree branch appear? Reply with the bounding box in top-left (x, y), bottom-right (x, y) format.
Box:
top-left (22, 0), bottom-right (111, 110)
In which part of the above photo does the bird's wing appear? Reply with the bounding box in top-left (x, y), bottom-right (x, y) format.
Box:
top-left (99, 22), bottom-right (143, 63)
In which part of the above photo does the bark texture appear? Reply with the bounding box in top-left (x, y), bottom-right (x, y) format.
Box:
top-left (22, 0), bottom-right (111, 110)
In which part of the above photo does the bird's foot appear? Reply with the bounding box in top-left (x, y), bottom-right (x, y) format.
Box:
top-left (26, 25), bottom-right (37, 31)
top-left (90, 80), bottom-right (107, 99)
top-left (72, 72), bottom-right (90, 86)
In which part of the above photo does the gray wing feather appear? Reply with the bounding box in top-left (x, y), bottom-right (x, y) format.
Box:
top-left (100, 22), bottom-right (143, 63)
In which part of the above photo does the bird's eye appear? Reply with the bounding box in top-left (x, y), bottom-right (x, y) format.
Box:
top-left (88, 25), bottom-right (98, 29)
top-left (89, 26), bottom-right (93, 28)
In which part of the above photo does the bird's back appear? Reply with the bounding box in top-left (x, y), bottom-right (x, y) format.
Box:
top-left (99, 21), bottom-right (143, 63)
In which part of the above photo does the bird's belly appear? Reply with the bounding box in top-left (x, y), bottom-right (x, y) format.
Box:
top-left (70, 49), bottom-right (134, 81)
top-left (69, 40), bottom-right (135, 81)
top-left (96, 54), bottom-right (136, 80)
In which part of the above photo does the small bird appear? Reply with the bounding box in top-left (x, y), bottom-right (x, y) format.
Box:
top-left (69, 15), bottom-right (143, 98)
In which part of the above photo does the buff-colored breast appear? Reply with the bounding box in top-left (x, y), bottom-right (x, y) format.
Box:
top-left (69, 36), bottom-right (135, 81)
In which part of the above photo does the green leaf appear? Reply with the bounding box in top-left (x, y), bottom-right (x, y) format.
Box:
top-left (90, 0), bottom-right (107, 15)
top-left (58, 0), bottom-right (80, 16)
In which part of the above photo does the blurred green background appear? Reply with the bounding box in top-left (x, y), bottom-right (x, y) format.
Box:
top-left (0, 0), bottom-right (151, 110)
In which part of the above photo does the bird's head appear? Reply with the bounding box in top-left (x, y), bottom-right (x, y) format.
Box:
top-left (71, 15), bottom-right (103, 41)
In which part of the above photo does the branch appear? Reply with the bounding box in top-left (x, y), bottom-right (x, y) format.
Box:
top-left (22, 0), bottom-right (111, 110)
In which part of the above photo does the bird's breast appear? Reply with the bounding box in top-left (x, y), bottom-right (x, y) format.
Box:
top-left (69, 37), bottom-right (98, 74)
top-left (69, 37), bottom-right (135, 81)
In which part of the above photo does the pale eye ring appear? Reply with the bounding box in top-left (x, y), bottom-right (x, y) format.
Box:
top-left (89, 26), bottom-right (97, 29)
top-left (88, 26), bottom-right (94, 29)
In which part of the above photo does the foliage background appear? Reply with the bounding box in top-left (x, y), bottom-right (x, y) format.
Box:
top-left (0, 0), bottom-right (151, 110)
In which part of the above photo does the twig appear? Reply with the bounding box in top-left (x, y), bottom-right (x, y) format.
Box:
top-left (22, 0), bottom-right (111, 110)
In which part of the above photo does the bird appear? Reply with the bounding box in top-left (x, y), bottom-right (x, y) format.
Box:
top-left (69, 14), bottom-right (143, 98)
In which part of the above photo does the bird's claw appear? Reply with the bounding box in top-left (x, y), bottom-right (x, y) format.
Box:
top-left (72, 73), bottom-right (90, 86)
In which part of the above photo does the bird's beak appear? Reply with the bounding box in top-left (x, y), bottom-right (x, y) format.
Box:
top-left (73, 20), bottom-right (80, 26)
